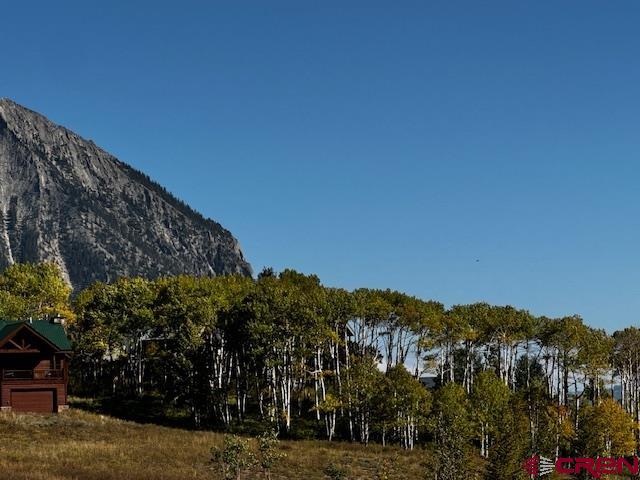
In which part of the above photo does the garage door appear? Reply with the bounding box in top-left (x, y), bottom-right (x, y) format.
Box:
top-left (11, 389), bottom-right (55, 413)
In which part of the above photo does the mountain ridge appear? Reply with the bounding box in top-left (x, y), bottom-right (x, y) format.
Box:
top-left (0, 98), bottom-right (252, 290)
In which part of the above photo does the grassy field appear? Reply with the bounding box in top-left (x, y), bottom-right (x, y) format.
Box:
top-left (0, 408), bottom-right (428, 480)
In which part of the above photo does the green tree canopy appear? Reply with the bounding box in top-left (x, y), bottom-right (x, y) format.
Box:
top-left (0, 262), bottom-right (73, 321)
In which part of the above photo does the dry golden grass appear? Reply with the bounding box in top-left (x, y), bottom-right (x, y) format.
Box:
top-left (0, 409), bottom-right (427, 479)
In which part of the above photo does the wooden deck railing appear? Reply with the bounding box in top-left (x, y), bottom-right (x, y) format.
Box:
top-left (2, 369), bottom-right (64, 380)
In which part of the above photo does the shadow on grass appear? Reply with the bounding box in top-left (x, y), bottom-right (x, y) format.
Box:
top-left (70, 395), bottom-right (194, 430)
top-left (69, 396), bottom-right (282, 437)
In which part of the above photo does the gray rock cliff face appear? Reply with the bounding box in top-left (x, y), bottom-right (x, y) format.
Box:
top-left (0, 98), bottom-right (251, 290)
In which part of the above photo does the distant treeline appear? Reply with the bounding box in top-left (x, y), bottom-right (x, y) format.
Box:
top-left (1, 262), bottom-right (639, 479)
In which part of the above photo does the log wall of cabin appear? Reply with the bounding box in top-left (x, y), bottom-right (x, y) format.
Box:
top-left (0, 382), bottom-right (67, 409)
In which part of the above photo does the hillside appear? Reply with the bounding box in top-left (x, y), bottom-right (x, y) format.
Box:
top-left (0, 99), bottom-right (251, 290)
top-left (0, 408), bottom-right (426, 480)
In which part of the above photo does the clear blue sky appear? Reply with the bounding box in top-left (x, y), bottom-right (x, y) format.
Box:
top-left (2, 1), bottom-right (640, 331)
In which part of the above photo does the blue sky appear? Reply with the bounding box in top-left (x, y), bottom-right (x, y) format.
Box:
top-left (2, 1), bottom-right (640, 331)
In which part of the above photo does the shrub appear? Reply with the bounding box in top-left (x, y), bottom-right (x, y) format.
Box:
top-left (257, 430), bottom-right (286, 479)
top-left (211, 435), bottom-right (255, 480)
top-left (376, 454), bottom-right (399, 480)
top-left (324, 462), bottom-right (348, 480)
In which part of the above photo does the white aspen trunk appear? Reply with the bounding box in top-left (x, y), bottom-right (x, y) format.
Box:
top-left (344, 327), bottom-right (354, 442)
top-left (318, 348), bottom-right (327, 401)
top-left (313, 352), bottom-right (320, 421)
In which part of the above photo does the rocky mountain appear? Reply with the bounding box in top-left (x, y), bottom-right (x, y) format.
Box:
top-left (0, 98), bottom-right (251, 290)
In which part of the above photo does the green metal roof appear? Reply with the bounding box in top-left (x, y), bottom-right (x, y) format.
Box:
top-left (0, 320), bottom-right (72, 351)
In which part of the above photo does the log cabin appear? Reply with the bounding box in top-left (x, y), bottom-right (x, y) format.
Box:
top-left (0, 319), bottom-right (71, 413)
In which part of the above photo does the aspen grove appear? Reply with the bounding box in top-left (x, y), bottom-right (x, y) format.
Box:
top-left (2, 263), bottom-right (639, 478)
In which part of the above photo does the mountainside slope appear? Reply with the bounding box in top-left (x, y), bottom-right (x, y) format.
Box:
top-left (0, 98), bottom-right (251, 290)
